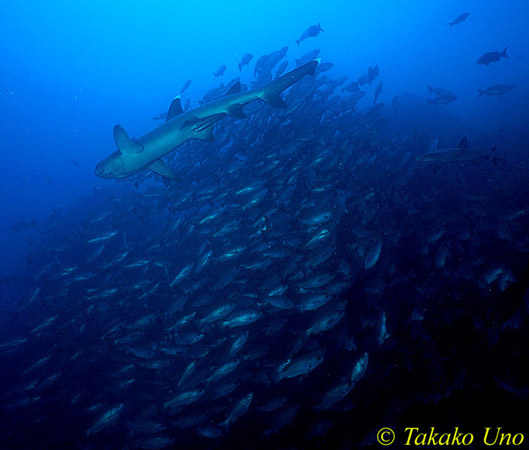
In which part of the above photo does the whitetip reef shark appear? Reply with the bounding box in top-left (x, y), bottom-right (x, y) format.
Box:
top-left (95, 60), bottom-right (318, 182)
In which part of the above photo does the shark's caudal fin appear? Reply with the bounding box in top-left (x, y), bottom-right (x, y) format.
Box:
top-left (501, 47), bottom-right (508, 58)
top-left (258, 60), bottom-right (318, 108)
top-left (478, 89), bottom-right (485, 97)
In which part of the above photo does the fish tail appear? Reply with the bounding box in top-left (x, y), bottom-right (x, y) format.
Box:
top-left (478, 89), bottom-right (485, 97)
top-left (502, 47), bottom-right (508, 58)
top-left (426, 98), bottom-right (433, 105)
top-left (318, 23), bottom-right (325, 32)
top-left (296, 39), bottom-right (300, 46)
top-left (258, 60), bottom-right (318, 108)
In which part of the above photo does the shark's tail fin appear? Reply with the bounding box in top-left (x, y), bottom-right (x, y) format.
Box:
top-left (426, 98), bottom-right (434, 106)
top-left (258, 60), bottom-right (317, 108)
top-left (296, 39), bottom-right (300, 46)
top-left (478, 89), bottom-right (485, 97)
top-left (238, 62), bottom-right (242, 71)
top-left (318, 23), bottom-right (325, 32)
top-left (427, 85), bottom-right (435, 94)
top-left (502, 47), bottom-right (508, 58)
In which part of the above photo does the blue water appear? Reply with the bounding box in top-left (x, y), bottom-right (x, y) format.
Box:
top-left (1, 0), bottom-right (529, 448)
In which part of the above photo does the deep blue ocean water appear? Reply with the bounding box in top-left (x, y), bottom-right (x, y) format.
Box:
top-left (1, 1), bottom-right (529, 448)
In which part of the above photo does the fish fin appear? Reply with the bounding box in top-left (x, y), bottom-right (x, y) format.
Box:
top-left (238, 62), bottom-right (242, 71)
top-left (318, 23), bottom-right (325, 32)
top-left (113, 125), bottom-right (144, 154)
top-left (166, 96), bottom-right (183, 121)
top-left (502, 47), bottom-right (508, 58)
top-left (227, 104), bottom-right (247, 119)
top-left (296, 39), bottom-right (300, 46)
top-left (427, 85), bottom-right (435, 94)
top-left (225, 82), bottom-right (241, 96)
top-left (258, 60), bottom-right (317, 108)
top-left (478, 89), bottom-right (485, 97)
top-left (458, 136), bottom-right (469, 150)
top-left (426, 99), bottom-right (433, 105)
top-left (195, 125), bottom-right (215, 142)
top-left (148, 159), bottom-right (180, 182)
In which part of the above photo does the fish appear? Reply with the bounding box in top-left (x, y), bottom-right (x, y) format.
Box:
top-left (7, 38), bottom-right (527, 450)
top-left (238, 53), bottom-right (253, 71)
top-left (213, 64), bottom-right (226, 77)
top-left (277, 353), bottom-right (324, 381)
top-left (275, 60), bottom-right (289, 78)
top-left (295, 49), bottom-right (320, 67)
top-left (426, 85), bottom-right (457, 105)
top-left (253, 46), bottom-right (288, 81)
top-left (416, 136), bottom-right (502, 167)
top-left (95, 61), bottom-right (318, 182)
top-left (447, 12), bottom-right (469, 27)
top-left (477, 47), bottom-right (508, 65)
top-left (296, 23), bottom-right (324, 46)
top-left (478, 84), bottom-right (515, 97)
top-left (221, 393), bottom-right (253, 428)
top-left (358, 64), bottom-right (379, 86)
top-left (180, 79), bottom-right (192, 94)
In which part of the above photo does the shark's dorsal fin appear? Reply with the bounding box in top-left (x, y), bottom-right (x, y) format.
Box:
top-left (166, 96), bottom-right (183, 122)
top-left (458, 136), bottom-right (469, 150)
top-left (225, 82), bottom-right (241, 96)
top-left (113, 125), bottom-right (144, 154)
top-left (148, 159), bottom-right (180, 182)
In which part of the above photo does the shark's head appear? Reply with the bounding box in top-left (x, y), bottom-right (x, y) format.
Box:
top-left (95, 151), bottom-right (127, 179)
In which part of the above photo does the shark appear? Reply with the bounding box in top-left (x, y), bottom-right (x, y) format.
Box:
top-left (416, 136), bottom-right (504, 168)
top-left (95, 60), bottom-right (318, 182)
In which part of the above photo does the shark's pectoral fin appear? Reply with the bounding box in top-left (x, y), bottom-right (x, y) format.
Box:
top-left (195, 126), bottom-right (214, 141)
top-left (166, 96), bottom-right (184, 122)
top-left (227, 104), bottom-right (247, 119)
top-left (148, 159), bottom-right (180, 182)
top-left (113, 125), bottom-right (144, 154)
top-left (186, 113), bottom-right (226, 141)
